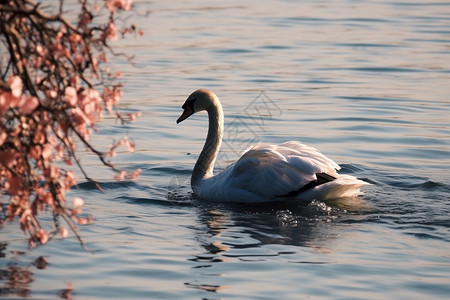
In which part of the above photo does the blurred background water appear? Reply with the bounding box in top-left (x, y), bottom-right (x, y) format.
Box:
top-left (1, 0), bottom-right (450, 299)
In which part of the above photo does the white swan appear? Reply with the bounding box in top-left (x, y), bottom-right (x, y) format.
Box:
top-left (177, 89), bottom-right (368, 203)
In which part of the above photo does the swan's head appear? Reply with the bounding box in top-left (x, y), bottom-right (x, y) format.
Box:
top-left (177, 89), bottom-right (218, 124)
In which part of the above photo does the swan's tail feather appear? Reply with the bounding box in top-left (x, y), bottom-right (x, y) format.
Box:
top-left (294, 174), bottom-right (369, 202)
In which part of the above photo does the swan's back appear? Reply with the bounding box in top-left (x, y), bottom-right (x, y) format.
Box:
top-left (196, 141), bottom-right (367, 203)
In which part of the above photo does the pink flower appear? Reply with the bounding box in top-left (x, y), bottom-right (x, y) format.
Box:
top-left (103, 20), bottom-right (118, 41)
top-left (72, 197), bottom-right (84, 215)
top-left (44, 165), bottom-right (60, 180)
top-left (64, 171), bottom-right (77, 190)
top-left (0, 131), bottom-right (6, 147)
top-left (19, 208), bottom-right (32, 225)
top-left (60, 228), bottom-right (68, 239)
top-left (8, 76), bottom-right (23, 98)
top-left (68, 33), bottom-right (82, 43)
top-left (36, 44), bottom-right (47, 56)
top-left (76, 217), bottom-right (93, 225)
top-left (125, 139), bottom-right (135, 153)
top-left (65, 86), bottom-right (78, 106)
top-left (0, 93), bottom-right (6, 114)
top-left (47, 89), bottom-right (58, 99)
top-left (18, 95), bottom-right (39, 114)
top-left (128, 111), bottom-right (142, 121)
top-left (73, 197), bottom-right (84, 208)
top-left (131, 168), bottom-right (141, 181)
top-left (40, 192), bottom-right (54, 207)
top-left (71, 107), bottom-right (91, 125)
top-left (114, 170), bottom-right (127, 181)
top-left (106, 0), bottom-right (132, 12)
top-left (42, 144), bottom-right (53, 160)
top-left (36, 228), bottom-right (49, 245)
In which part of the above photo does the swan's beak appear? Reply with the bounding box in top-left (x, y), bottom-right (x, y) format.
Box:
top-left (177, 106), bottom-right (194, 124)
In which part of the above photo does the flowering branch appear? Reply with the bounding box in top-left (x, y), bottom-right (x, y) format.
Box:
top-left (0, 0), bottom-right (142, 248)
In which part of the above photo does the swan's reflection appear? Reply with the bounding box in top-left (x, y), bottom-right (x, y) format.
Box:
top-left (184, 195), bottom-right (368, 295)
top-left (184, 200), bottom-right (350, 294)
top-left (190, 196), bottom-right (368, 260)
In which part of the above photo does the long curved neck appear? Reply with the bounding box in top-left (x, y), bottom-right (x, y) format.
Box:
top-left (191, 99), bottom-right (223, 187)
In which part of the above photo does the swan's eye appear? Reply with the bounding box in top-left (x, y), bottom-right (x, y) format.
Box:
top-left (182, 98), bottom-right (196, 110)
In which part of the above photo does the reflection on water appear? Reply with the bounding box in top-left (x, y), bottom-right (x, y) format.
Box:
top-left (0, 265), bottom-right (32, 298)
top-left (0, 244), bottom-right (36, 299)
top-left (0, 243), bottom-right (74, 299)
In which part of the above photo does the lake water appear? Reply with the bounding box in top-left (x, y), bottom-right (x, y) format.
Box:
top-left (1, 0), bottom-right (450, 299)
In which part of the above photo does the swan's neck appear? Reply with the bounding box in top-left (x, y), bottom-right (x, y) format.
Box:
top-left (191, 100), bottom-right (223, 187)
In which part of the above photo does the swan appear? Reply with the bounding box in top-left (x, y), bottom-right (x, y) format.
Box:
top-left (177, 89), bottom-right (368, 203)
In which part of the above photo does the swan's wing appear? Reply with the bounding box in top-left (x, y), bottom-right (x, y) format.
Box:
top-left (229, 141), bottom-right (340, 200)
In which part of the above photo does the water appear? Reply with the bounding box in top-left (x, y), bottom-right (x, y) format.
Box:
top-left (1, 0), bottom-right (450, 299)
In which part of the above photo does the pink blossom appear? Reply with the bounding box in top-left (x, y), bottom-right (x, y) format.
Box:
top-left (18, 95), bottom-right (39, 114)
top-left (44, 165), bottom-right (60, 180)
top-left (65, 86), bottom-right (78, 106)
top-left (55, 144), bottom-right (64, 159)
top-left (4, 91), bottom-right (20, 108)
top-left (46, 89), bottom-right (58, 99)
top-left (131, 168), bottom-right (141, 181)
top-left (106, 149), bottom-right (117, 157)
top-left (19, 208), bottom-right (32, 225)
top-left (42, 144), bottom-right (53, 160)
top-left (36, 228), bottom-right (49, 245)
top-left (125, 139), bottom-right (135, 153)
top-left (78, 89), bottom-right (101, 117)
top-left (64, 158), bottom-right (73, 166)
top-left (73, 197), bottom-right (84, 208)
top-left (36, 44), bottom-right (47, 56)
top-left (60, 228), bottom-right (68, 239)
top-left (56, 29), bottom-right (63, 41)
top-left (40, 191), bottom-right (54, 207)
top-left (71, 107), bottom-right (91, 125)
top-left (29, 145), bottom-right (41, 160)
top-left (0, 93), bottom-right (6, 114)
top-left (106, 0), bottom-right (132, 12)
top-left (68, 33), bottom-right (82, 43)
top-left (64, 171), bottom-right (77, 190)
top-left (0, 131), bottom-right (6, 147)
top-left (114, 170), bottom-right (127, 181)
top-left (8, 76), bottom-right (23, 98)
top-left (104, 97), bottom-right (113, 113)
top-left (77, 216), bottom-right (93, 225)
top-left (104, 20), bottom-right (118, 41)
top-left (128, 111), bottom-right (142, 121)
top-left (33, 128), bottom-right (46, 144)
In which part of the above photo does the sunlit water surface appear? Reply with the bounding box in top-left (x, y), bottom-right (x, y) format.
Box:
top-left (1, 0), bottom-right (450, 299)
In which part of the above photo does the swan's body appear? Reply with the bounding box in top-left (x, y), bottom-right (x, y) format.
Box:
top-left (177, 89), bottom-right (368, 203)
